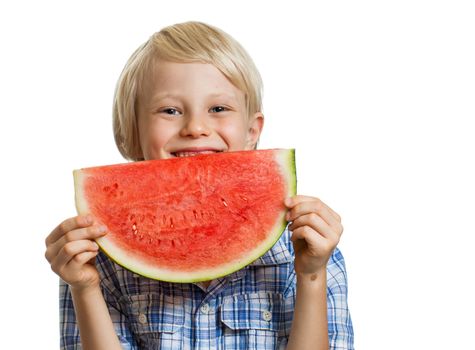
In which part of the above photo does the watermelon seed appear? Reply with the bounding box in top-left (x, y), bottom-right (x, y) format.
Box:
top-left (132, 221), bottom-right (138, 234)
top-left (103, 186), bottom-right (110, 192)
top-left (221, 197), bottom-right (228, 207)
top-left (113, 183), bottom-right (118, 189)
top-left (171, 240), bottom-right (176, 248)
top-left (170, 218), bottom-right (174, 228)
top-left (236, 212), bottom-right (248, 222)
top-left (193, 210), bottom-right (198, 219)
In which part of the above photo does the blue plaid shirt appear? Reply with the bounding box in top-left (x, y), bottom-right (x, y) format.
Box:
top-left (59, 228), bottom-right (354, 349)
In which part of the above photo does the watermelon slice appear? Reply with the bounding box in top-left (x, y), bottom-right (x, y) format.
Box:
top-left (74, 149), bottom-right (296, 282)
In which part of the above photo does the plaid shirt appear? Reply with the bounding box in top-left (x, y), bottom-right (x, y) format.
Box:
top-left (59, 227), bottom-right (354, 349)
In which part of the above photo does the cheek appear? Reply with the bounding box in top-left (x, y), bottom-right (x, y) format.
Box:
top-left (218, 119), bottom-right (249, 146)
top-left (139, 120), bottom-right (175, 157)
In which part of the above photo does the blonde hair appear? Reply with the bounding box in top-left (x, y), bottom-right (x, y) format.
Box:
top-left (113, 21), bottom-right (263, 161)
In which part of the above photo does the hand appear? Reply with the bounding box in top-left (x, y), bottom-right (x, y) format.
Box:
top-left (44, 215), bottom-right (107, 291)
top-left (285, 195), bottom-right (343, 276)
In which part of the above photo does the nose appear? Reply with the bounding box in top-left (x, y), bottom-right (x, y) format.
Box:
top-left (179, 113), bottom-right (211, 138)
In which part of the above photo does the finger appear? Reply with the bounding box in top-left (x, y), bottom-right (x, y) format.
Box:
top-left (285, 195), bottom-right (316, 206)
top-left (285, 195), bottom-right (341, 222)
top-left (325, 205), bottom-right (342, 223)
top-left (286, 195), bottom-right (331, 208)
top-left (67, 251), bottom-right (99, 268)
top-left (287, 200), bottom-right (341, 230)
top-left (289, 213), bottom-right (335, 239)
top-left (45, 215), bottom-right (93, 246)
top-left (45, 225), bottom-right (107, 263)
top-left (50, 240), bottom-right (99, 274)
top-left (290, 226), bottom-right (330, 254)
top-left (286, 195), bottom-right (341, 222)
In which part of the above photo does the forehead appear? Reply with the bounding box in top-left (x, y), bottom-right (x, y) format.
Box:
top-left (142, 60), bottom-right (245, 103)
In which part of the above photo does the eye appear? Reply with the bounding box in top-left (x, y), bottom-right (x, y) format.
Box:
top-left (160, 108), bottom-right (181, 116)
top-left (209, 106), bottom-right (228, 113)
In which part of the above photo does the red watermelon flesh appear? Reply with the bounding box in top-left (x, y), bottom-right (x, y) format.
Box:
top-left (74, 149), bottom-right (296, 282)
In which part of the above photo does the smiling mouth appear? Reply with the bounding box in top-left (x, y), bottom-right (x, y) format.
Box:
top-left (171, 150), bottom-right (223, 158)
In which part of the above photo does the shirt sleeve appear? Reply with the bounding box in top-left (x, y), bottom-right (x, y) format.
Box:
top-left (326, 248), bottom-right (355, 349)
top-left (59, 279), bottom-right (82, 349)
top-left (58, 255), bottom-right (138, 349)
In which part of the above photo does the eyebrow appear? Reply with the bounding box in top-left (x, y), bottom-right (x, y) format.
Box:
top-left (151, 92), bottom-right (239, 102)
top-left (207, 92), bottom-right (238, 100)
top-left (151, 93), bottom-right (181, 101)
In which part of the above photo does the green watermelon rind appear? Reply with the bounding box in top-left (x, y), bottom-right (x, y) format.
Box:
top-left (73, 149), bottom-right (296, 283)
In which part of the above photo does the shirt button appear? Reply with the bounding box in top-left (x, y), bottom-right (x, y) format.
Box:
top-left (138, 313), bottom-right (147, 324)
top-left (200, 303), bottom-right (210, 314)
top-left (262, 310), bottom-right (272, 322)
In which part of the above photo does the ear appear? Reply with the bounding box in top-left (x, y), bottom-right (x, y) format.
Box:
top-left (246, 112), bottom-right (264, 149)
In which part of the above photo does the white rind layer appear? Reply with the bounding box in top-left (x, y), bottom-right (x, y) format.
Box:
top-left (73, 170), bottom-right (90, 214)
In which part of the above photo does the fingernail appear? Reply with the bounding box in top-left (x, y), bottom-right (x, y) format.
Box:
top-left (285, 198), bottom-right (292, 207)
top-left (94, 225), bottom-right (107, 234)
top-left (84, 215), bottom-right (93, 225)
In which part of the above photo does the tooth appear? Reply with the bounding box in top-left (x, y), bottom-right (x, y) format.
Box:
top-left (174, 151), bottom-right (218, 158)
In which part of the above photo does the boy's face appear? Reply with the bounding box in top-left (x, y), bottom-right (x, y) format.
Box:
top-left (137, 60), bottom-right (263, 160)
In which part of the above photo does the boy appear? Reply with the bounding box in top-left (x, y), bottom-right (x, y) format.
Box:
top-left (45, 21), bottom-right (353, 349)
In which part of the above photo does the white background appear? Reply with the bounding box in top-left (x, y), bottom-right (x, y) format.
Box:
top-left (1, 1), bottom-right (474, 349)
